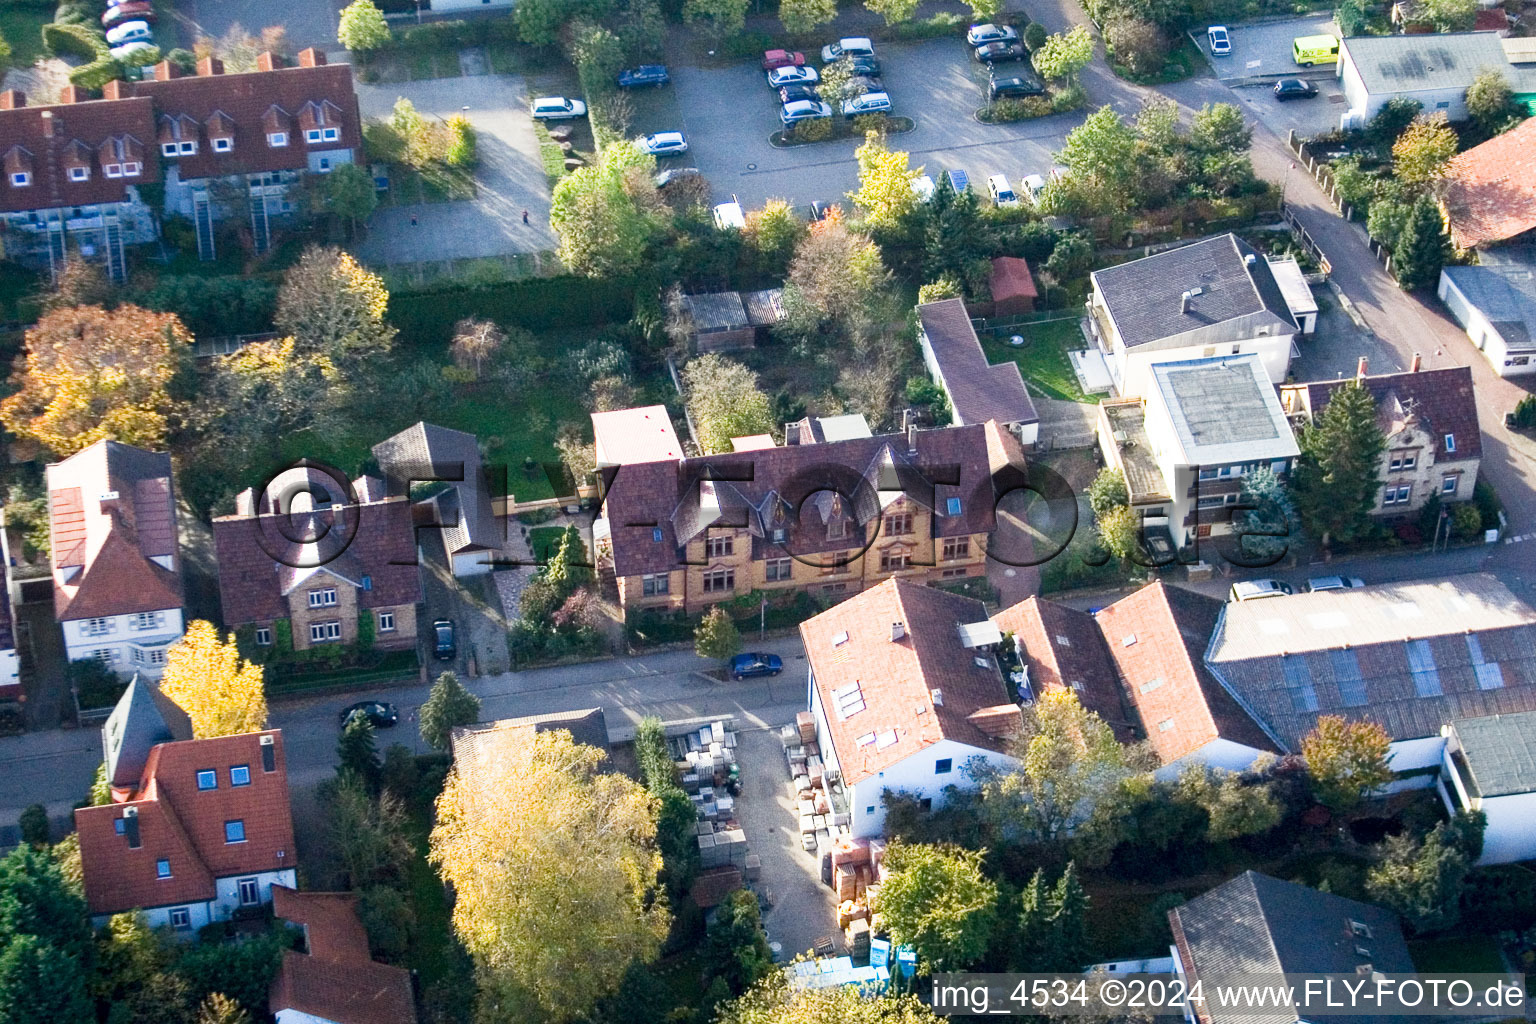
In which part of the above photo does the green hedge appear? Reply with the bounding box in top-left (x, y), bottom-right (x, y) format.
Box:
top-left (389, 275), bottom-right (637, 340)
top-left (41, 19), bottom-right (102, 58)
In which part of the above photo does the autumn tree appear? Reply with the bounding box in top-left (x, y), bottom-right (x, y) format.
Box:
top-left (1174, 764), bottom-right (1282, 841)
top-left (848, 132), bottom-right (921, 232)
top-left (274, 246), bottom-right (395, 368)
top-left (873, 842), bottom-right (998, 973)
top-left (550, 141), bottom-right (662, 278)
top-left (420, 671), bottom-right (481, 751)
top-left (90, 912), bottom-right (191, 1024)
top-left (196, 993), bottom-right (254, 1024)
top-left (1302, 715), bottom-right (1393, 811)
top-left (864, 0), bottom-right (918, 24)
top-left (1465, 69), bottom-right (1525, 138)
top-left (970, 689), bottom-right (1153, 842)
top-left (1032, 26), bottom-right (1094, 84)
top-left (718, 971), bottom-right (943, 1024)
top-left (0, 304), bottom-right (191, 457)
top-left (683, 0), bottom-right (748, 38)
top-left (1096, 504), bottom-right (1140, 562)
top-left (1392, 115), bottom-right (1457, 185)
top-left (1058, 106), bottom-right (1139, 214)
top-left (159, 621), bottom-right (268, 739)
top-left (1087, 467), bottom-right (1128, 518)
top-left (741, 200), bottom-right (806, 278)
top-left (1419, 0), bottom-right (1475, 31)
top-left (780, 209), bottom-right (892, 341)
top-left (1366, 818), bottom-right (1482, 933)
top-left (963, 0), bottom-right (1001, 19)
top-left (695, 606), bottom-right (741, 662)
top-left (682, 354), bottom-right (775, 453)
top-left (1290, 380), bottom-right (1385, 547)
top-left (430, 730), bottom-right (668, 1022)
top-left (337, 0), bottom-right (389, 51)
top-left (778, 0), bottom-right (837, 34)
top-left (450, 318), bottom-right (505, 379)
top-left (40, 258), bottom-right (114, 313)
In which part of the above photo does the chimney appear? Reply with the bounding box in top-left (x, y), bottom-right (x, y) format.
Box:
top-left (784, 421), bottom-right (800, 446)
top-left (197, 56), bottom-right (224, 76)
top-left (1356, 356), bottom-right (1368, 380)
top-left (907, 421), bottom-right (918, 454)
top-left (1180, 289), bottom-right (1193, 314)
top-left (1410, 352), bottom-right (1422, 373)
top-left (256, 51), bottom-right (278, 71)
top-left (0, 89), bottom-right (23, 109)
top-left (1244, 253), bottom-right (1257, 267)
top-left (57, 84), bottom-right (88, 104)
top-left (97, 490), bottom-right (120, 514)
top-left (152, 59), bottom-right (179, 81)
top-left (102, 80), bottom-right (125, 100)
top-left (260, 733), bottom-right (276, 772)
top-left (40, 110), bottom-right (54, 138)
top-left (122, 807), bottom-right (141, 849)
top-left (967, 704), bottom-right (1025, 739)
top-left (297, 47), bottom-right (325, 67)
top-left (891, 621), bottom-right (905, 642)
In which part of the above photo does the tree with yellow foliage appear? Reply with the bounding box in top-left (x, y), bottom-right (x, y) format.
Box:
top-left (848, 132), bottom-right (921, 233)
top-left (274, 245), bottom-right (396, 366)
top-left (159, 620), bottom-right (268, 739)
top-left (0, 304), bottom-right (191, 457)
top-left (430, 730), bottom-right (668, 1022)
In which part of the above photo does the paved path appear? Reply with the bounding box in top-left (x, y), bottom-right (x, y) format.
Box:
top-left (353, 74), bottom-right (558, 265)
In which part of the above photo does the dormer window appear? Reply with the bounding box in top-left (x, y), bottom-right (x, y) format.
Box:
top-left (68, 166), bottom-right (89, 182)
top-left (322, 126), bottom-right (339, 142)
top-left (305, 129), bottom-right (322, 144)
top-left (161, 143), bottom-right (177, 157)
top-left (123, 161), bottom-right (141, 175)
top-left (1445, 434), bottom-right (1456, 453)
top-left (10, 172), bottom-right (28, 186)
top-left (105, 163), bottom-right (122, 178)
top-left (179, 141), bottom-right (197, 155)
top-left (268, 132), bottom-right (288, 147)
top-left (212, 137), bottom-right (232, 153)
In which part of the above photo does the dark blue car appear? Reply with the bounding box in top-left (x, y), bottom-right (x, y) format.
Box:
top-left (618, 64), bottom-right (670, 88)
top-left (729, 652), bottom-right (783, 679)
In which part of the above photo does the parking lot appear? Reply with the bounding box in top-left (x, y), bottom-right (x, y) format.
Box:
top-left (628, 36), bottom-right (1087, 210)
top-left (1192, 14), bottom-right (1339, 82)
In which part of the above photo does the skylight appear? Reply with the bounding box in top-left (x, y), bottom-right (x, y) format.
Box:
top-left (833, 681), bottom-right (866, 719)
top-left (875, 730), bottom-right (898, 749)
top-left (856, 733), bottom-right (876, 746)
top-left (832, 631), bottom-right (849, 647)
top-left (1122, 633), bottom-right (1138, 647)
top-left (1407, 639), bottom-right (1441, 697)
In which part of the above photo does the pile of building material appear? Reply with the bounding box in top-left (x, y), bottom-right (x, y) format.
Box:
top-left (781, 713), bottom-right (848, 858)
top-left (677, 720), bottom-right (739, 803)
top-left (674, 719), bottom-right (760, 908)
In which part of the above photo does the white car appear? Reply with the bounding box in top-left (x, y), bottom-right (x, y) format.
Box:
top-left (987, 173), bottom-right (1019, 207)
top-left (780, 99), bottom-right (832, 125)
top-left (820, 37), bottom-right (874, 63)
top-left (911, 174), bottom-right (935, 202)
top-left (966, 23), bottom-right (1019, 46)
top-left (110, 39), bottom-right (156, 61)
top-left (767, 65), bottom-right (818, 87)
top-left (636, 132), bottom-right (688, 155)
top-left (531, 96), bottom-right (587, 121)
top-left (1229, 579), bottom-right (1294, 602)
top-left (105, 19), bottom-right (151, 44)
top-left (841, 91), bottom-right (890, 117)
top-left (1303, 576), bottom-right (1366, 593)
top-left (712, 202), bottom-right (746, 229)
top-left (1207, 25), bottom-right (1231, 55)
top-left (1021, 173), bottom-right (1047, 204)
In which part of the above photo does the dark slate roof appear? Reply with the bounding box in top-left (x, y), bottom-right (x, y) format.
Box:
top-left (1090, 234), bottom-right (1298, 349)
top-left (1341, 31), bottom-right (1515, 95)
top-left (601, 425), bottom-right (997, 577)
top-left (1449, 710), bottom-right (1536, 798)
top-left (1442, 262), bottom-right (1536, 352)
top-left (1297, 366), bottom-right (1482, 462)
top-left (685, 292), bottom-right (749, 332)
top-left (212, 497), bottom-right (422, 626)
top-left (452, 707), bottom-right (609, 754)
top-left (102, 676), bottom-right (193, 789)
top-left (916, 298), bottom-right (1038, 428)
top-left (372, 422), bottom-right (498, 556)
top-left (1171, 871), bottom-right (1412, 1024)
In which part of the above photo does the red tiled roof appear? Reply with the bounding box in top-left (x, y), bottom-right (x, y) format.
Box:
top-left (270, 951), bottom-right (416, 1024)
top-left (73, 730), bottom-right (295, 916)
top-left (801, 578), bottom-right (1017, 784)
top-left (0, 95), bottom-right (158, 214)
top-left (1299, 366), bottom-right (1481, 462)
top-left (113, 61), bottom-right (361, 181)
top-left (1441, 118), bottom-right (1536, 249)
top-left (273, 887), bottom-right (371, 960)
top-left (1094, 582), bottom-right (1276, 765)
top-left (212, 497), bottom-right (422, 626)
top-left (993, 596), bottom-right (1137, 743)
top-left (990, 257), bottom-right (1039, 301)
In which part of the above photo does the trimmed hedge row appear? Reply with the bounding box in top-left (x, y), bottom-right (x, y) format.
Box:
top-left (42, 20), bottom-right (123, 89)
top-left (389, 274), bottom-right (637, 340)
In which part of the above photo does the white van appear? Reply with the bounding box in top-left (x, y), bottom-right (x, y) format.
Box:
top-left (1229, 579), bottom-right (1294, 602)
top-left (105, 19), bottom-right (151, 45)
top-left (712, 202), bottom-right (746, 230)
top-left (986, 174), bottom-right (1019, 207)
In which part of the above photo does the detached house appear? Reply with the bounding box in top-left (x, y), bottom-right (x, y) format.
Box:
top-left (597, 420), bottom-right (1007, 615)
top-left (74, 680), bottom-right (296, 930)
top-left (47, 440), bottom-right (183, 677)
top-left (270, 886), bottom-right (417, 1024)
top-left (801, 578), bottom-right (1020, 838)
top-left (1438, 117), bottom-right (1536, 252)
top-left (916, 298), bottom-right (1040, 445)
top-left (1280, 361), bottom-right (1482, 519)
top-left (373, 423), bottom-right (502, 577)
top-left (1086, 234), bottom-right (1302, 399)
top-left (213, 464), bottom-right (422, 653)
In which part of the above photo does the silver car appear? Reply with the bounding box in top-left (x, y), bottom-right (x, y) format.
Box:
top-left (635, 132), bottom-right (688, 155)
top-left (767, 65), bottom-right (818, 87)
top-left (1303, 575), bottom-right (1366, 593)
top-left (780, 99), bottom-right (832, 125)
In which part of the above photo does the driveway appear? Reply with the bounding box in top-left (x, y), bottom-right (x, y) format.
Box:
top-left (353, 73), bottom-right (558, 266)
top-left (1190, 15), bottom-right (1338, 84)
top-left (671, 36), bottom-right (1088, 210)
top-left (173, 0), bottom-right (337, 51)
top-left (734, 726), bottom-right (839, 960)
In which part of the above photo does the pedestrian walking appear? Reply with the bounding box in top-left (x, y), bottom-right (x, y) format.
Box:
top-left (522, 209), bottom-right (530, 225)
top-left (410, 215), bottom-right (418, 226)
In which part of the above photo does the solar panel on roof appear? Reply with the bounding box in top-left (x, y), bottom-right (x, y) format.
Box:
top-left (1407, 639), bottom-right (1442, 697)
top-left (1281, 656), bottom-right (1318, 712)
top-left (1331, 648), bottom-right (1367, 706)
top-left (875, 730), bottom-right (898, 749)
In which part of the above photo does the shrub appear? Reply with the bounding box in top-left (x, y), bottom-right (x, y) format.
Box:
top-left (1452, 503), bottom-right (1483, 539)
top-left (793, 117), bottom-right (832, 142)
top-left (888, 11), bottom-right (965, 38)
top-left (444, 113), bottom-right (477, 167)
top-left (852, 112), bottom-right (894, 135)
top-left (1106, 17), bottom-right (1166, 77)
top-left (718, 30), bottom-right (773, 60)
top-left (1051, 83), bottom-right (1087, 112)
top-left (983, 97), bottom-right (1052, 122)
top-left (1023, 21), bottom-right (1046, 50)
top-left (42, 20), bottom-right (102, 59)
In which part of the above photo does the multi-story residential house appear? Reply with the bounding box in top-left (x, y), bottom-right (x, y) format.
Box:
top-left (373, 423), bottom-right (502, 577)
top-left (75, 679), bottom-right (297, 930)
top-left (1097, 353), bottom-right (1299, 551)
top-left (1086, 234), bottom-right (1303, 399)
top-left (213, 464), bottom-right (422, 654)
top-left (802, 577), bottom-right (1020, 838)
top-left (47, 440), bottom-right (183, 677)
top-left (1279, 360), bottom-right (1482, 520)
top-left (597, 419), bottom-right (1008, 615)
top-left (0, 49), bottom-right (360, 276)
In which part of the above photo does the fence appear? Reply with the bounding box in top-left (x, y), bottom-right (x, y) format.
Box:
top-left (192, 332), bottom-right (279, 359)
top-left (1279, 204), bottom-right (1333, 278)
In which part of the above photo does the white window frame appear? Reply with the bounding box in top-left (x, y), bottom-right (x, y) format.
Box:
top-left (123, 161), bottom-right (141, 175)
top-left (104, 163), bottom-right (122, 178)
top-left (84, 617), bottom-right (112, 637)
top-left (212, 137), bottom-right (232, 153)
top-left (161, 142), bottom-right (178, 157)
top-left (321, 126), bottom-right (340, 142)
top-left (93, 648), bottom-right (118, 663)
top-left (68, 166), bottom-right (89, 182)
top-left (10, 171), bottom-right (29, 186)
top-left (224, 819), bottom-right (246, 844)
top-left (377, 611), bottom-right (395, 632)
top-left (308, 588), bottom-right (337, 608)
top-left (133, 611), bottom-right (162, 631)
top-left (309, 620), bottom-right (343, 643)
top-left (1442, 475), bottom-right (1459, 495)
top-left (178, 141), bottom-right (197, 155)
top-left (267, 132), bottom-right (288, 148)
top-left (255, 627), bottom-right (272, 646)
top-left (641, 574), bottom-right (669, 596)
top-left (169, 907), bottom-right (190, 930)
top-left (156, 858), bottom-right (172, 878)
top-left (230, 765), bottom-right (250, 787)
top-left (305, 128), bottom-right (323, 144)
top-left (237, 877), bottom-right (259, 906)
top-left (1445, 434), bottom-right (1456, 453)
top-left (196, 769), bottom-right (217, 790)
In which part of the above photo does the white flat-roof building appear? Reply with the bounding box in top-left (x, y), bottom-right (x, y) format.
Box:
top-left (592, 405), bottom-right (684, 469)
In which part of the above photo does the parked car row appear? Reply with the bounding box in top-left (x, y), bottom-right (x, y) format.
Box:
top-left (1205, 22), bottom-right (1337, 78)
top-left (105, 0), bottom-right (157, 61)
top-left (765, 40), bottom-right (893, 128)
top-left (1229, 576), bottom-right (1366, 601)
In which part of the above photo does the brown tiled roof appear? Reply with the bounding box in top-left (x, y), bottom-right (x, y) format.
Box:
top-left (916, 299), bottom-right (1038, 428)
top-left (273, 886), bottom-right (371, 960)
top-left (1298, 366), bottom-right (1481, 462)
top-left (990, 257), bottom-right (1039, 302)
top-left (1095, 582), bottom-right (1275, 765)
top-left (270, 950), bottom-right (416, 1024)
top-left (74, 730), bottom-right (295, 916)
top-left (46, 440), bottom-right (182, 621)
top-left (602, 425), bottom-right (997, 577)
top-left (109, 60), bottom-right (361, 181)
top-left (1441, 118), bottom-right (1536, 250)
top-left (801, 578), bottom-right (1016, 784)
top-left (212, 497), bottom-right (422, 626)
top-left (993, 597), bottom-right (1137, 743)
top-left (0, 95), bottom-right (158, 214)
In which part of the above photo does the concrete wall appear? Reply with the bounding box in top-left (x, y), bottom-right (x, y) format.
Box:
top-left (1439, 271), bottom-right (1536, 378)
top-left (848, 738), bottom-right (1014, 839)
top-left (1119, 333), bottom-right (1293, 400)
top-left (1477, 793), bottom-right (1536, 865)
top-left (93, 898), bottom-right (213, 934)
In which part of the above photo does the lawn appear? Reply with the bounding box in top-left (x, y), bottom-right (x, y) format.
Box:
top-left (978, 316), bottom-right (1090, 403)
top-left (529, 525), bottom-right (577, 564)
top-left (1408, 935), bottom-right (1507, 974)
top-left (0, 5), bottom-right (50, 69)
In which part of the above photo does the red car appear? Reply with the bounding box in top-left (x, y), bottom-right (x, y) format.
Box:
top-left (103, 2), bottom-right (154, 26)
top-left (762, 49), bottom-right (806, 70)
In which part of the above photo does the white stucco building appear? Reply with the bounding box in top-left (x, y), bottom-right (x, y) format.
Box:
top-left (1441, 711), bottom-right (1536, 865)
top-left (1439, 260), bottom-right (1536, 379)
top-left (1336, 32), bottom-right (1536, 129)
